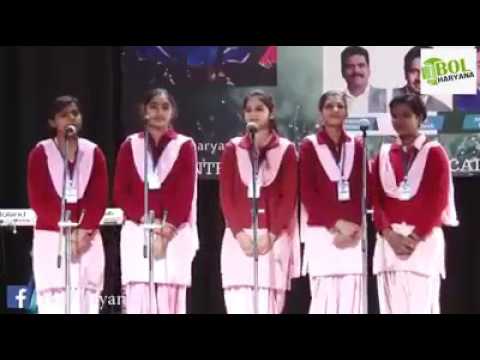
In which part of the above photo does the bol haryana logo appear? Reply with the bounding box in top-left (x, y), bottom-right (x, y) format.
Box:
top-left (422, 57), bottom-right (474, 86)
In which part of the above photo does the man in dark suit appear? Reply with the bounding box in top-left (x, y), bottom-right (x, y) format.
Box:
top-left (393, 46), bottom-right (451, 112)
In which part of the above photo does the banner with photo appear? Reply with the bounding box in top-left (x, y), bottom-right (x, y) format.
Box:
top-left (121, 46), bottom-right (480, 179)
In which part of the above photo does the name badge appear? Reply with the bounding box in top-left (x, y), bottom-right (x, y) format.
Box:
top-left (65, 180), bottom-right (78, 204)
top-left (399, 180), bottom-right (411, 201)
top-left (337, 179), bottom-right (351, 202)
top-left (248, 178), bottom-right (262, 199)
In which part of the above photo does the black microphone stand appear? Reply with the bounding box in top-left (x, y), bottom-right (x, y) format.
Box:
top-left (360, 122), bottom-right (369, 314)
top-left (56, 131), bottom-right (79, 314)
top-left (249, 129), bottom-right (260, 314)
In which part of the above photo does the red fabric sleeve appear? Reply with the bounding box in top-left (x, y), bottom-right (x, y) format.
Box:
top-left (113, 140), bottom-right (144, 223)
top-left (27, 145), bottom-right (61, 221)
top-left (219, 142), bottom-right (244, 236)
top-left (161, 141), bottom-right (196, 228)
top-left (299, 140), bottom-right (337, 229)
top-left (370, 154), bottom-right (391, 233)
top-left (413, 147), bottom-right (450, 238)
top-left (269, 145), bottom-right (298, 236)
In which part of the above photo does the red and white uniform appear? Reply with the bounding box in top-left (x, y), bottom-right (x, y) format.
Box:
top-left (371, 134), bottom-right (458, 314)
top-left (300, 129), bottom-right (365, 314)
top-left (219, 132), bottom-right (300, 314)
top-left (114, 129), bottom-right (198, 314)
top-left (27, 138), bottom-right (108, 314)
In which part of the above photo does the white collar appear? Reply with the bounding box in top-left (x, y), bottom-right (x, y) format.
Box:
top-left (345, 85), bottom-right (370, 99)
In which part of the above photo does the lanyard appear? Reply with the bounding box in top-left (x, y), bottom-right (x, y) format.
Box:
top-left (328, 142), bottom-right (346, 180)
top-left (401, 146), bottom-right (419, 181)
top-left (54, 138), bottom-right (78, 180)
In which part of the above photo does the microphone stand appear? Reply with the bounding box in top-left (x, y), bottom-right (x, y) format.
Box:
top-left (142, 125), bottom-right (164, 314)
top-left (249, 130), bottom-right (260, 314)
top-left (360, 123), bottom-right (369, 314)
top-left (56, 133), bottom-right (78, 314)
top-left (143, 125), bottom-right (155, 314)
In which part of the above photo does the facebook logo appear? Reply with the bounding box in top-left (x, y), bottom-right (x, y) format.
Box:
top-left (7, 286), bottom-right (30, 309)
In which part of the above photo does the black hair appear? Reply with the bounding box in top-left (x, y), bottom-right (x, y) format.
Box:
top-left (243, 89), bottom-right (279, 133)
top-left (341, 46), bottom-right (370, 74)
top-left (389, 94), bottom-right (427, 124)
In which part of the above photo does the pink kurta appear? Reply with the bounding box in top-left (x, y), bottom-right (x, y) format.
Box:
top-left (30, 138), bottom-right (106, 294)
top-left (300, 134), bottom-right (363, 278)
top-left (220, 136), bottom-right (300, 291)
top-left (119, 133), bottom-right (199, 287)
top-left (373, 136), bottom-right (458, 278)
top-left (372, 136), bottom-right (458, 314)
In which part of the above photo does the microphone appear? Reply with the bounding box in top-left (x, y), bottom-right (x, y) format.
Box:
top-left (65, 125), bottom-right (77, 138)
top-left (359, 118), bottom-right (370, 132)
top-left (246, 122), bottom-right (258, 135)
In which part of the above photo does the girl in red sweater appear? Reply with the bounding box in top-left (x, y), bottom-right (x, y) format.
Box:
top-left (371, 94), bottom-right (458, 314)
top-left (114, 88), bottom-right (198, 314)
top-left (28, 95), bottom-right (108, 314)
top-left (219, 90), bottom-right (300, 314)
top-left (299, 90), bottom-right (365, 314)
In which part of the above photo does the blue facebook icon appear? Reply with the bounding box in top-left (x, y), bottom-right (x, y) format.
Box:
top-left (7, 286), bottom-right (30, 309)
